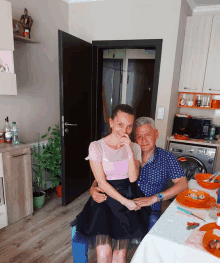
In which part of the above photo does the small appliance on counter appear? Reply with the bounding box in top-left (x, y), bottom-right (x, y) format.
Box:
top-left (172, 115), bottom-right (212, 139)
top-left (172, 114), bottom-right (192, 136)
top-left (215, 125), bottom-right (220, 140)
top-left (189, 117), bottom-right (212, 139)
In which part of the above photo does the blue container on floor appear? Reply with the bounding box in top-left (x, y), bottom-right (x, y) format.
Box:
top-left (71, 226), bottom-right (88, 263)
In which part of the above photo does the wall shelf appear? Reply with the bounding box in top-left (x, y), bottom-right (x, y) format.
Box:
top-left (178, 92), bottom-right (220, 110)
top-left (13, 35), bottom-right (40, 44)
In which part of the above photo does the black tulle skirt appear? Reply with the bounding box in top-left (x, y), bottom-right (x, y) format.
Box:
top-left (71, 178), bottom-right (151, 249)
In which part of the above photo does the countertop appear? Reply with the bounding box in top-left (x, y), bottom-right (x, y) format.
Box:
top-left (168, 136), bottom-right (220, 147)
top-left (0, 143), bottom-right (30, 153)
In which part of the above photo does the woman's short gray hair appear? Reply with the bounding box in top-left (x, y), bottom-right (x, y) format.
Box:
top-left (133, 117), bottom-right (156, 136)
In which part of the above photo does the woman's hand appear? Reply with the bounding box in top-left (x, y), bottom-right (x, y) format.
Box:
top-left (118, 134), bottom-right (132, 149)
top-left (123, 199), bottom-right (141, 211)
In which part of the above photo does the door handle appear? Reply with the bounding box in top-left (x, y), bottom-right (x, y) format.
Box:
top-left (11, 153), bottom-right (27, 158)
top-left (184, 87), bottom-right (197, 90)
top-left (64, 122), bottom-right (77, 127)
top-left (209, 88), bottom-right (220, 91)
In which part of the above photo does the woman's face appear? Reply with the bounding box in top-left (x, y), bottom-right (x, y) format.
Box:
top-left (109, 111), bottom-right (134, 140)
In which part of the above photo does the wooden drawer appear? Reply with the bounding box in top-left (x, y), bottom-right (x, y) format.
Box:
top-left (2, 147), bottom-right (33, 225)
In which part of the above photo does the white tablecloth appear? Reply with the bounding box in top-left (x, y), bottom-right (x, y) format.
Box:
top-left (131, 180), bottom-right (220, 263)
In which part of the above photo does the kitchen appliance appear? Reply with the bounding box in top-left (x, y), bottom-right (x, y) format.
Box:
top-left (169, 142), bottom-right (216, 181)
top-left (172, 116), bottom-right (212, 139)
top-left (215, 126), bottom-right (220, 140)
top-left (0, 177), bottom-right (5, 206)
top-left (172, 116), bottom-right (191, 136)
top-left (189, 117), bottom-right (212, 139)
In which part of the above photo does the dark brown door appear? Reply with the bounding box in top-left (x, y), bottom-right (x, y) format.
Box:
top-left (58, 30), bottom-right (93, 206)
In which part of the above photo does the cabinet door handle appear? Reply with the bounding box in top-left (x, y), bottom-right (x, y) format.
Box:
top-left (209, 88), bottom-right (220, 91)
top-left (11, 153), bottom-right (27, 158)
top-left (184, 87), bottom-right (197, 90)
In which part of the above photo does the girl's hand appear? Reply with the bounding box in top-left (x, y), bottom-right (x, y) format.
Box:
top-left (123, 199), bottom-right (141, 211)
top-left (118, 134), bottom-right (131, 148)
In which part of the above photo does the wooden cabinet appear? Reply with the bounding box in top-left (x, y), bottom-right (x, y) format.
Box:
top-left (179, 15), bottom-right (213, 93)
top-left (0, 0), bottom-right (17, 95)
top-left (203, 16), bottom-right (220, 94)
top-left (1, 146), bottom-right (33, 225)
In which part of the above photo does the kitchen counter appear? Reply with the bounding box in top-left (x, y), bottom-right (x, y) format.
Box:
top-left (168, 136), bottom-right (220, 147)
top-left (0, 143), bottom-right (30, 153)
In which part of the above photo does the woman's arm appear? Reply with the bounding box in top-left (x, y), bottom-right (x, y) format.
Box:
top-left (126, 146), bottom-right (140, 182)
top-left (89, 160), bottom-right (140, 210)
top-left (119, 135), bottom-right (140, 182)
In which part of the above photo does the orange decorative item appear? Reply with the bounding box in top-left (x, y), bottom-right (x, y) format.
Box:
top-left (202, 230), bottom-right (220, 258)
top-left (23, 29), bottom-right (29, 38)
top-left (195, 173), bottom-right (220, 190)
top-left (176, 191), bottom-right (216, 209)
top-left (56, 185), bottom-right (62, 197)
top-left (174, 134), bottom-right (189, 140)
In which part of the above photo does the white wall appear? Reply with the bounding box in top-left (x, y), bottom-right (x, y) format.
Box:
top-left (68, 0), bottom-right (191, 148)
top-left (0, 0), bottom-right (69, 143)
top-left (165, 0), bottom-right (192, 145)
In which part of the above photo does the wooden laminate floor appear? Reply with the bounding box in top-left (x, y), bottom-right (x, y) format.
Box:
top-left (0, 189), bottom-right (172, 263)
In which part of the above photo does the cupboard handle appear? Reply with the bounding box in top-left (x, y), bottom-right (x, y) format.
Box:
top-left (11, 153), bottom-right (27, 158)
top-left (184, 87), bottom-right (197, 90)
top-left (209, 88), bottom-right (220, 91)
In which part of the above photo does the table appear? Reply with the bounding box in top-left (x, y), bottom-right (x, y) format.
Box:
top-left (131, 179), bottom-right (220, 263)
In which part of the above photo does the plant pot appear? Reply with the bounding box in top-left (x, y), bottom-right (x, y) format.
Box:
top-left (33, 191), bottom-right (46, 208)
top-left (56, 185), bottom-right (62, 197)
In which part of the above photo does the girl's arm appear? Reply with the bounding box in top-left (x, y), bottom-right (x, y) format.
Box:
top-left (89, 160), bottom-right (140, 211)
top-left (119, 135), bottom-right (140, 182)
top-left (126, 146), bottom-right (140, 182)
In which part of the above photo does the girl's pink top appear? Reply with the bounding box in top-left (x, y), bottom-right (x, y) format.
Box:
top-left (85, 138), bottom-right (141, 180)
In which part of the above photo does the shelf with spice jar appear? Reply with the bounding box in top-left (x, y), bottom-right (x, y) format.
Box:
top-left (178, 92), bottom-right (220, 110)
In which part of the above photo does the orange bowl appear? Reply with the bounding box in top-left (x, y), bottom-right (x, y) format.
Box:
top-left (183, 189), bottom-right (210, 204)
top-left (195, 173), bottom-right (220, 190)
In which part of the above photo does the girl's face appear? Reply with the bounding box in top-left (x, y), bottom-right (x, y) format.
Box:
top-left (109, 111), bottom-right (134, 140)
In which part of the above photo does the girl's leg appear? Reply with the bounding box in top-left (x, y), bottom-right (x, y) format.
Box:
top-left (96, 235), bottom-right (113, 263)
top-left (112, 239), bottom-right (128, 263)
top-left (112, 249), bottom-right (127, 263)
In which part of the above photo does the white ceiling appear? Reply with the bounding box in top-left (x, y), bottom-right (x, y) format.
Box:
top-left (62, 0), bottom-right (220, 13)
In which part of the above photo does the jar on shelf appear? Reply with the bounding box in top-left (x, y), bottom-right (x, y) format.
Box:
top-left (196, 95), bottom-right (202, 107)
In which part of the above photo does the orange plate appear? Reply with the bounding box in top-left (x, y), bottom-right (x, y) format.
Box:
top-left (184, 189), bottom-right (210, 204)
top-left (195, 173), bottom-right (220, 190)
top-left (176, 191), bottom-right (216, 209)
top-left (174, 134), bottom-right (189, 140)
top-left (200, 223), bottom-right (220, 232)
top-left (203, 230), bottom-right (220, 258)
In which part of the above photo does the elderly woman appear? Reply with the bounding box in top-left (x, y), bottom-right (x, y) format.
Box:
top-left (72, 104), bottom-right (151, 263)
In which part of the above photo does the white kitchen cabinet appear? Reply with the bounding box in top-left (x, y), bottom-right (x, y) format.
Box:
top-left (179, 15), bottom-right (213, 93)
top-left (0, 72), bottom-right (17, 95)
top-left (203, 16), bottom-right (220, 94)
top-left (0, 0), bottom-right (14, 51)
top-left (0, 0), bottom-right (17, 95)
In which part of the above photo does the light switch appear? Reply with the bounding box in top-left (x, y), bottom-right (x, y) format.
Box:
top-left (157, 106), bottom-right (164, 120)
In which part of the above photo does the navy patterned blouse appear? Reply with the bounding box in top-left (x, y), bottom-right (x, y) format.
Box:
top-left (137, 147), bottom-right (185, 215)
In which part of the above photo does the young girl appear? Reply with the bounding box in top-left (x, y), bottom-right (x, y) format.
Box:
top-left (73, 104), bottom-right (151, 263)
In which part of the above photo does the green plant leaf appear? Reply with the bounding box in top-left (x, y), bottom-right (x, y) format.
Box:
top-left (48, 127), bottom-right (51, 132)
top-left (41, 134), bottom-right (48, 139)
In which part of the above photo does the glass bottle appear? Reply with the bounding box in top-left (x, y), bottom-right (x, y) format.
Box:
top-left (11, 122), bottom-right (19, 145)
top-left (3, 117), bottom-right (12, 143)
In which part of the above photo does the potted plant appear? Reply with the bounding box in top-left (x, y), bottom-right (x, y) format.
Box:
top-left (41, 124), bottom-right (62, 197)
top-left (32, 142), bottom-right (47, 209)
top-left (32, 124), bottom-right (62, 208)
